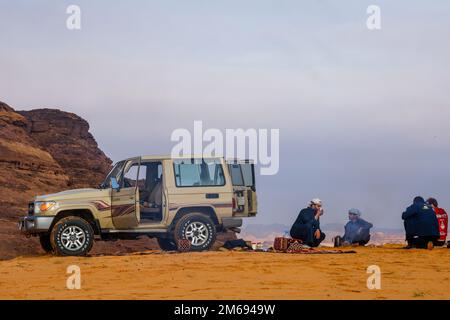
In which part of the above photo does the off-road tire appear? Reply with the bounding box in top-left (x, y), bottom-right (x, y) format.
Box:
top-left (157, 237), bottom-right (178, 251)
top-left (39, 233), bottom-right (53, 253)
top-left (50, 216), bottom-right (94, 256)
top-left (173, 213), bottom-right (216, 251)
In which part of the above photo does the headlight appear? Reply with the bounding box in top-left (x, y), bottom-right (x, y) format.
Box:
top-left (34, 201), bottom-right (56, 214)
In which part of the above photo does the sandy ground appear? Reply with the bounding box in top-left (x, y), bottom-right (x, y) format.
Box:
top-left (0, 245), bottom-right (449, 300)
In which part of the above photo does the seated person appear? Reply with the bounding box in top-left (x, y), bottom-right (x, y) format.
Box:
top-left (427, 198), bottom-right (448, 247)
top-left (402, 196), bottom-right (439, 249)
top-left (290, 198), bottom-right (326, 247)
top-left (334, 208), bottom-right (373, 247)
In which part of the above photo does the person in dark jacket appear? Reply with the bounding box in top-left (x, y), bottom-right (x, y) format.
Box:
top-left (290, 198), bottom-right (326, 247)
top-left (402, 196), bottom-right (440, 249)
top-left (334, 208), bottom-right (373, 247)
top-left (427, 197), bottom-right (448, 247)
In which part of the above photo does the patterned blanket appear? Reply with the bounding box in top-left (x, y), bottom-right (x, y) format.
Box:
top-left (274, 237), bottom-right (356, 254)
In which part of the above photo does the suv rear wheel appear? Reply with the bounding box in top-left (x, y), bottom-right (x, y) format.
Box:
top-left (50, 216), bottom-right (94, 256)
top-left (174, 213), bottom-right (216, 251)
top-left (39, 234), bottom-right (53, 253)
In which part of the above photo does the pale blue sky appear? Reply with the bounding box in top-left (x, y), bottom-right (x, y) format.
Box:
top-left (1, 1), bottom-right (450, 228)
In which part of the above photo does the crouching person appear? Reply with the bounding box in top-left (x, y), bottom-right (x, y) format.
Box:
top-left (402, 196), bottom-right (440, 249)
top-left (427, 198), bottom-right (448, 247)
top-left (290, 198), bottom-right (326, 247)
top-left (334, 208), bottom-right (373, 247)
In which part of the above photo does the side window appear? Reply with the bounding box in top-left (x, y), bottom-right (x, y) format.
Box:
top-left (103, 160), bottom-right (125, 187)
top-left (228, 163), bottom-right (255, 187)
top-left (174, 160), bottom-right (225, 187)
top-left (136, 165), bottom-right (147, 189)
top-left (229, 164), bottom-right (244, 186)
top-left (157, 163), bottom-right (163, 179)
top-left (122, 163), bottom-right (146, 188)
top-left (213, 163), bottom-right (225, 185)
top-left (241, 164), bottom-right (255, 187)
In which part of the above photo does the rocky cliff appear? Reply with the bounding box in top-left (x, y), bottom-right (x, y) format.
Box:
top-left (18, 109), bottom-right (112, 189)
top-left (0, 101), bottom-right (111, 218)
top-left (0, 101), bottom-right (112, 258)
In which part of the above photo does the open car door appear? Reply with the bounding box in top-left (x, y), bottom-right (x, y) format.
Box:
top-left (227, 160), bottom-right (257, 217)
top-left (111, 157), bottom-right (141, 229)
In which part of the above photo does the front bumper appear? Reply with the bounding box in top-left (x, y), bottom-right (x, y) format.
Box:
top-left (18, 216), bottom-right (55, 234)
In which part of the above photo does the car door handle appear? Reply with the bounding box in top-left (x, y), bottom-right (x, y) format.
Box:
top-left (206, 193), bottom-right (219, 199)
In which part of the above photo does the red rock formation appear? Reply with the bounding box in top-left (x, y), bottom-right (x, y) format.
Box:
top-left (19, 109), bottom-right (112, 188)
top-left (0, 102), bottom-right (112, 216)
top-left (0, 103), bottom-right (69, 218)
top-left (0, 101), bottom-right (113, 259)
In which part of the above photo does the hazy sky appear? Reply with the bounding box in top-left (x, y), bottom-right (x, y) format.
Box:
top-left (1, 1), bottom-right (450, 229)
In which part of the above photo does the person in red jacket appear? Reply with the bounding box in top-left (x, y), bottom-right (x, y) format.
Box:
top-left (427, 198), bottom-right (448, 246)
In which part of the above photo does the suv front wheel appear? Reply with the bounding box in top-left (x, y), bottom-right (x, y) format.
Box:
top-left (174, 213), bottom-right (216, 251)
top-left (50, 216), bottom-right (94, 256)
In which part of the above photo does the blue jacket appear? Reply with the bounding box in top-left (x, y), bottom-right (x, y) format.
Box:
top-left (290, 207), bottom-right (320, 243)
top-left (343, 218), bottom-right (373, 243)
top-left (402, 201), bottom-right (439, 238)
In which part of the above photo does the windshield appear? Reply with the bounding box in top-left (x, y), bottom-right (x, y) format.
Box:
top-left (99, 161), bottom-right (125, 188)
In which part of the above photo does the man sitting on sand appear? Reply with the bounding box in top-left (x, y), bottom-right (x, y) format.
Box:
top-left (402, 196), bottom-right (440, 249)
top-left (427, 197), bottom-right (448, 247)
top-left (290, 198), bottom-right (326, 247)
top-left (334, 208), bottom-right (373, 247)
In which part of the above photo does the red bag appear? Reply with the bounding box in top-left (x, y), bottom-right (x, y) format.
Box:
top-left (434, 207), bottom-right (448, 242)
top-left (177, 239), bottom-right (191, 252)
top-left (274, 237), bottom-right (303, 252)
top-left (274, 237), bottom-right (290, 252)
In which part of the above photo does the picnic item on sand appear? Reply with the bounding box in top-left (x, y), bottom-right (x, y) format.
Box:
top-left (274, 236), bottom-right (356, 254)
top-left (251, 242), bottom-right (264, 250)
top-left (274, 237), bottom-right (303, 251)
top-left (177, 239), bottom-right (191, 252)
top-left (222, 239), bottom-right (253, 250)
top-left (285, 247), bottom-right (356, 254)
top-left (274, 237), bottom-right (290, 251)
top-left (286, 240), bottom-right (304, 253)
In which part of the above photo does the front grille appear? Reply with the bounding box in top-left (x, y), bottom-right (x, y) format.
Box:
top-left (28, 202), bottom-right (34, 215)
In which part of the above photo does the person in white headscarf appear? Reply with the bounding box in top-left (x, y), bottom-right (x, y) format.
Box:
top-left (334, 208), bottom-right (373, 247)
top-left (290, 198), bottom-right (326, 247)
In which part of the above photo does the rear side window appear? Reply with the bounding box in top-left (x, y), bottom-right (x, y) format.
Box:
top-left (241, 163), bottom-right (255, 187)
top-left (228, 163), bottom-right (255, 188)
top-left (174, 160), bottom-right (225, 187)
top-left (229, 164), bottom-right (244, 185)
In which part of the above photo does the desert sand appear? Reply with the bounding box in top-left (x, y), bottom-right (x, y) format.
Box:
top-left (0, 245), bottom-right (449, 300)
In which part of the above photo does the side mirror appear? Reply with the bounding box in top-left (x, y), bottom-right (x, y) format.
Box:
top-left (110, 177), bottom-right (120, 191)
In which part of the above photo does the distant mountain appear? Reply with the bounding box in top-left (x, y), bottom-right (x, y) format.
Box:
top-left (321, 223), bottom-right (403, 235)
top-left (242, 223), bottom-right (290, 236)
